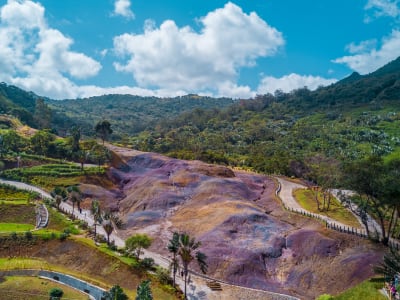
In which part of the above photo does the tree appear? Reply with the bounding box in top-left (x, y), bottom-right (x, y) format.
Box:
top-left (100, 209), bottom-right (124, 245)
top-left (125, 233), bottom-right (152, 260)
top-left (30, 129), bottom-right (55, 156)
top-left (69, 125), bottom-right (81, 152)
top-left (67, 185), bottom-right (82, 216)
top-left (95, 120), bottom-right (113, 144)
top-left (2, 130), bottom-right (27, 154)
top-left (136, 280), bottom-right (153, 300)
top-left (102, 285), bottom-right (128, 300)
top-left (177, 233), bottom-right (208, 299)
top-left (90, 144), bottom-right (110, 169)
top-left (168, 231), bottom-right (180, 288)
top-left (90, 199), bottom-right (102, 238)
top-left (343, 155), bottom-right (399, 245)
top-left (306, 154), bottom-right (341, 211)
top-left (51, 186), bottom-right (67, 209)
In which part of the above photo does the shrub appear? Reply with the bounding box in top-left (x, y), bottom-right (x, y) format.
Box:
top-left (24, 231), bottom-right (33, 240)
top-left (49, 287), bottom-right (64, 299)
top-left (10, 232), bottom-right (17, 240)
top-left (139, 257), bottom-right (155, 270)
top-left (156, 267), bottom-right (173, 285)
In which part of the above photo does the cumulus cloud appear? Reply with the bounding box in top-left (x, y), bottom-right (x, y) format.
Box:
top-left (0, 0), bottom-right (101, 99)
top-left (257, 74), bottom-right (337, 94)
top-left (364, 0), bottom-right (400, 21)
top-left (333, 30), bottom-right (400, 74)
top-left (114, 0), bottom-right (134, 20)
top-left (113, 2), bottom-right (284, 95)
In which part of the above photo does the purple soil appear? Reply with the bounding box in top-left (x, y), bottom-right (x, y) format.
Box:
top-left (93, 145), bottom-right (385, 299)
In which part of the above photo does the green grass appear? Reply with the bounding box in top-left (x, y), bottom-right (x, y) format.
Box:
top-left (0, 276), bottom-right (89, 300)
top-left (294, 188), bottom-right (362, 228)
top-left (332, 277), bottom-right (386, 300)
top-left (0, 223), bottom-right (34, 233)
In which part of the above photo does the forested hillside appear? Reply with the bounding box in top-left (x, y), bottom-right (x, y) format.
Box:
top-left (47, 94), bottom-right (236, 138)
top-left (129, 57), bottom-right (400, 176)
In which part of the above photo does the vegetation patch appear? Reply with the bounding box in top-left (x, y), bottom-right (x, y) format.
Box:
top-left (330, 277), bottom-right (386, 300)
top-left (293, 188), bottom-right (361, 228)
top-left (0, 223), bottom-right (34, 233)
top-left (0, 204), bottom-right (35, 224)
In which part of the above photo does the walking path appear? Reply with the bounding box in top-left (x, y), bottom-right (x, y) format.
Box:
top-left (275, 176), bottom-right (353, 229)
top-left (0, 178), bottom-right (299, 300)
top-left (274, 177), bottom-right (389, 242)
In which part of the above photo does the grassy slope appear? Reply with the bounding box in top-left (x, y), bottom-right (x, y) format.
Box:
top-left (293, 188), bottom-right (361, 228)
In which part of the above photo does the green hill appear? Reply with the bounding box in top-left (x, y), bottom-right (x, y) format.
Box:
top-left (46, 94), bottom-right (236, 138)
top-left (127, 57), bottom-right (400, 175)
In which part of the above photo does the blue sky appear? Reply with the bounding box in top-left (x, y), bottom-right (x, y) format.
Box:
top-left (0, 0), bottom-right (399, 99)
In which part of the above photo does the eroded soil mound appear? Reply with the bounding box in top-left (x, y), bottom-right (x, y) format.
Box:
top-left (101, 145), bottom-right (384, 299)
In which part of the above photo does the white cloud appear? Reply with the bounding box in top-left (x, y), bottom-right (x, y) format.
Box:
top-left (346, 39), bottom-right (377, 54)
top-left (257, 74), bottom-right (337, 94)
top-left (114, 0), bottom-right (134, 20)
top-left (333, 30), bottom-right (400, 74)
top-left (364, 0), bottom-right (400, 20)
top-left (0, 0), bottom-right (102, 99)
top-left (113, 2), bottom-right (284, 95)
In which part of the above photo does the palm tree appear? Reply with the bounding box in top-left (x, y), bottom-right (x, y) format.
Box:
top-left (102, 219), bottom-right (113, 245)
top-left (102, 210), bottom-right (124, 245)
top-left (50, 186), bottom-right (67, 210)
top-left (178, 233), bottom-right (208, 299)
top-left (375, 248), bottom-right (400, 280)
top-left (90, 199), bottom-right (102, 238)
top-left (168, 232), bottom-right (180, 288)
top-left (67, 185), bottom-right (82, 216)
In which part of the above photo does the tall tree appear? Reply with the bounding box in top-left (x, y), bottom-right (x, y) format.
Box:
top-left (178, 233), bottom-right (208, 299)
top-left (69, 125), bottom-right (81, 152)
top-left (101, 210), bottom-right (124, 245)
top-left (90, 199), bottom-right (102, 238)
top-left (67, 185), bottom-right (82, 216)
top-left (168, 232), bottom-right (180, 288)
top-left (95, 120), bottom-right (113, 144)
